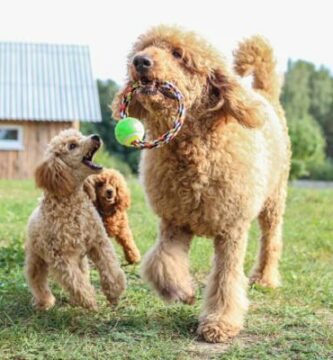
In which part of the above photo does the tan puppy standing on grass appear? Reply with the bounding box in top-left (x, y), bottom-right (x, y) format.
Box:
top-left (25, 130), bottom-right (126, 311)
top-left (112, 26), bottom-right (291, 342)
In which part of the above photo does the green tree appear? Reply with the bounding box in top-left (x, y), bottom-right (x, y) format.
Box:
top-left (281, 60), bottom-right (328, 179)
top-left (288, 114), bottom-right (326, 178)
top-left (309, 67), bottom-right (333, 158)
top-left (281, 60), bottom-right (314, 119)
top-left (309, 67), bottom-right (333, 121)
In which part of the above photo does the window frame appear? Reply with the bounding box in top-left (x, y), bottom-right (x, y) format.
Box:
top-left (0, 125), bottom-right (24, 151)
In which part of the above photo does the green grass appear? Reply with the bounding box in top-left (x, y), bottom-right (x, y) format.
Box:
top-left (0, 180), bottom-right (332, 359)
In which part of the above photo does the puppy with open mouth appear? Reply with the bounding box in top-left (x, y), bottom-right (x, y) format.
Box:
top-left (25, 129), bottom-right (126, 310)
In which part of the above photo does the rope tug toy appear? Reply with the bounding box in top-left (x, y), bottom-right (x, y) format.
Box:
top-left (115, 81), bottom-right (185, 149)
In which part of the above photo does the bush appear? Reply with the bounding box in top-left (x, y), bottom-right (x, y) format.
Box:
top-left (307, 158), bottom-right (333, 181)
top-left (288, 114), bottom-right (326, 179)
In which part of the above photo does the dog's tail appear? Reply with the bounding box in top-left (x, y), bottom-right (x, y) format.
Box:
top-left (233, 35), bottom-right (281, 101)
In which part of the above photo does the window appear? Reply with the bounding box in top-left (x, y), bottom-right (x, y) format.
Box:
top-left (0, 125), bottom-right (24, 150)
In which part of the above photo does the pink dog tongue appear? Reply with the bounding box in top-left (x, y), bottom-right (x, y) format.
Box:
top-left (82, 146), bottom-right (103, 170)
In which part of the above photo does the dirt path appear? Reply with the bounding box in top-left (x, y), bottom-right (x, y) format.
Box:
top-left (290, 180), bottom-right (333, 189)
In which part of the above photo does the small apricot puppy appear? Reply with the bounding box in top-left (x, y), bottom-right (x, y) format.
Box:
top-left (25, 129), bottom-right (126, 310)
top-left (84, 169), bottom-right (141, 264)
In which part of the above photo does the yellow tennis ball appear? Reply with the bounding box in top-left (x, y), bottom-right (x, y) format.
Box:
top-left (115, 117), bottom-right (145, 147)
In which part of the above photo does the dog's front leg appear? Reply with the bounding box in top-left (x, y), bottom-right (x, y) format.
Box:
top-left (115, 223), bottom-right (141, 264)
top-left (52, 258), bottom-right (97, 310)
top-left (198, 223), bottom-right (249, 342)
top-left (141, 220), bottom-right (195, 305)
top-left (89, 238), bottom-right (126, 305)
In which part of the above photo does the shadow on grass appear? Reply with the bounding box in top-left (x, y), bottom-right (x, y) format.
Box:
top-left (0, 280), bottom-right (199, 343)
top-left (0, 243), bottom-right (198, 343)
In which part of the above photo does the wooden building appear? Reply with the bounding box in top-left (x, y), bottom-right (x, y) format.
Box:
top-left (0, 42), bottom-right (101, 179)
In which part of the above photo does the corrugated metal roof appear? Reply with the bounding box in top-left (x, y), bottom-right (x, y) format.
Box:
top-left (0, 42), bottom-right (101, 122)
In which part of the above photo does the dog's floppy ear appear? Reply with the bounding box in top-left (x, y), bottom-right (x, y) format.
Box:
top-left (115, 178), bottom-right (131, 211)
top-left (207, 69), bottom-right (264, 128)
top-left (35, 156), bottom-right (75, 196)
top-left (111, 83), bottom-right (146, 121)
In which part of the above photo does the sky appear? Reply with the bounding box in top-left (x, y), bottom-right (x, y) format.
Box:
top-left (0, 0), bottom-right (332, 84)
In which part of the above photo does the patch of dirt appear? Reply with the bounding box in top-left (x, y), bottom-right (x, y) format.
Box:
top-left (315, 308), bottom-right (333, 326)
top-left (187, 333), bottom-right (262, 359)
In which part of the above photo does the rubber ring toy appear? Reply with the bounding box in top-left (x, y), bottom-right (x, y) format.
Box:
top-left (115, 81), bottom-right (185, 149)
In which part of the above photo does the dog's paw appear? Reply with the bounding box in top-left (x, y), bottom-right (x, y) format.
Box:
top-left (34, 295), bottom-right (56, 311)
top-left (197, 319), bottom-right (241, 343)
top-left (250, 270), bottom-right (281, 288)
top-left (125, 249), bottom-right (141, 264)
top-left (159, 284), bottom-right (196, 305)
top-left (115, 269), bottom-right (127, 295)
top-left (69, 296), bottom-right (98, 311)
top-left (82, 299), bottom-right (98, 311)
top-left (105, 269), bottom-right (126, 306)
top-left (108, 297), bottom-right (120, 307)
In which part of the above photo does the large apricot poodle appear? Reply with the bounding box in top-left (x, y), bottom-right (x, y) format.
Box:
top-left (25, 130), bottom-right (126, 310)
top-left (84, 169), bottom-right (141, 264)
top-left (112, 26), bottom-right (291, 342)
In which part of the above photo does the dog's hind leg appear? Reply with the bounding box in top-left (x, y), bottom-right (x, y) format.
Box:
top-left (141, 220), bottom-right (195, 305)
top-left (250, 184), bottom-right (287, 288)
top-left (25, 252), bottom-right (55, 310)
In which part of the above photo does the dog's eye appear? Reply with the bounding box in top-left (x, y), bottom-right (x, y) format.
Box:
top-left (97, 182), bottom-right (104, 187)
top-left (172, 49), bottom-right (182, 59)
top-left (68, 143), bottom-right (78, 150)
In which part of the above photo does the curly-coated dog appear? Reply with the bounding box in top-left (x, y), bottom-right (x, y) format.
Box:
top-left (84, 169), bottom-right (141, 264)
top-left (112, 26), bottom-right (291, 342)
top-left (25, 129), bottom-right (126, 311)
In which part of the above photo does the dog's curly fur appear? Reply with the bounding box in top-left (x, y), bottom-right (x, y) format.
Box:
top-left (112, 26), bottom-right (291, 343)
top-left (25, 130), bottom-right (126, 311)
top-left (84, 169), bottom-right (141, 264)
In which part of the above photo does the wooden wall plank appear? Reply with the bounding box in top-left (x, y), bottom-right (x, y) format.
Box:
top-left (0, 121), bottom-right (75, 179)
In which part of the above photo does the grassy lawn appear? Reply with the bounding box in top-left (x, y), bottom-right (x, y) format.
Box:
top-left (0, 179), bottom-right (332, 359)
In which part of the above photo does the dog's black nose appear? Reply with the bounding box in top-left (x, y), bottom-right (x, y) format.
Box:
top-left (106, 189), bottom-right (113, 197)
top-left (91, 134), bottom-right (101, 143)
top-left (133, 55), bottom-right (152, 73)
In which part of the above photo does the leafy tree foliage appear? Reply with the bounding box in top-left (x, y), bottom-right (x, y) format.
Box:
top-left (281, 60), bottom-right (333, 179)
top-left (281, 60), bottom-right (314, 118)
top-left (287, 113), bottom-right (325, 178)
top-left (309, 68), bottom-right (333, 157)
